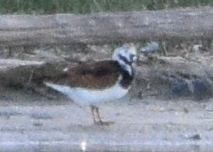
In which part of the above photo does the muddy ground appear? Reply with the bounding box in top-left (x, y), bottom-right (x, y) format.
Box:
top-left (0, 86), bottom-right (213, 152)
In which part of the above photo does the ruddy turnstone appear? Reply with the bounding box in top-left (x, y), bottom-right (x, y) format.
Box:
top-left (45, 44), bottom-right (137, 125)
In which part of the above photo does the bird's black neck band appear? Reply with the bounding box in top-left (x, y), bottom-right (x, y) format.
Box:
top-left (118, 54), bottom-right (131, 65)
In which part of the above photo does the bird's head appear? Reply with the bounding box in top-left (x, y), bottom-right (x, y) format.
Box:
top-left (112, 43), bottom-right (137, 66)
top-left (112, 43), bottom-right (137, 76)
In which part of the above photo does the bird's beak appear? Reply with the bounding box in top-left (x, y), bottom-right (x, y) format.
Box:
top-left (132, 56), bottom-right (138, 66)
top-left (133, 56), bottom-right (137, 62)
top-left (130, 55), bottom-right (137, 63)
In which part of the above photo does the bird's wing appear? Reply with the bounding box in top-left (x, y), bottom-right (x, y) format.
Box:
top-left (62, 60), bottom-right (121, 89)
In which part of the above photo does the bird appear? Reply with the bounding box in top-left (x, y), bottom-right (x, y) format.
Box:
top-left (44, 43), bottom-right (137, 125)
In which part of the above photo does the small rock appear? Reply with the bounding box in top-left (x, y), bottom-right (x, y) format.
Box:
top-left (33, 122), bottom-right (43, 127)
top-left (188, 134), bottom-right (201, 140)
top-left (171, 79), bottom-right (191, 97)
top-left (183, 107), bottom-right (189, 113)
top-left (30, 113), bottom-right (52, 120)
top-left (192, 79), bottom-right (211, 100)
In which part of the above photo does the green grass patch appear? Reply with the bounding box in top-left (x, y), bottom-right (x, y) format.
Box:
top-left (0, 0), bottom-right (212, 14)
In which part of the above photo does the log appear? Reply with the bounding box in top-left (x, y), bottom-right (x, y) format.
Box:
top-left (0, 7), bottom-right (213, 47)
top-left (0, 59), bottom-right (66, 86)
top-left (0, 56), bottom-right (213, 99)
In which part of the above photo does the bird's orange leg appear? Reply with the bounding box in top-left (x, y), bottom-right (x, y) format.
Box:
top-left (90, 105), bottom-right (97, 124)
top-left (95, 107), bottom-right (104, 125)
top-left (95, 106), bottom-right (114, 126)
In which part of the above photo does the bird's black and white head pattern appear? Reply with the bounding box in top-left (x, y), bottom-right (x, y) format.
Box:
top-left (112, 43), bottom-right (137, 76)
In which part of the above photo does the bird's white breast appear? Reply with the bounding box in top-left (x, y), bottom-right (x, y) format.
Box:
top-left (45, 82), bottom-right (129, 106)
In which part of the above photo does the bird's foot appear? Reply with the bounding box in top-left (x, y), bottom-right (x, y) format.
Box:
top-left (95, 120), bottom-right (114, 126)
